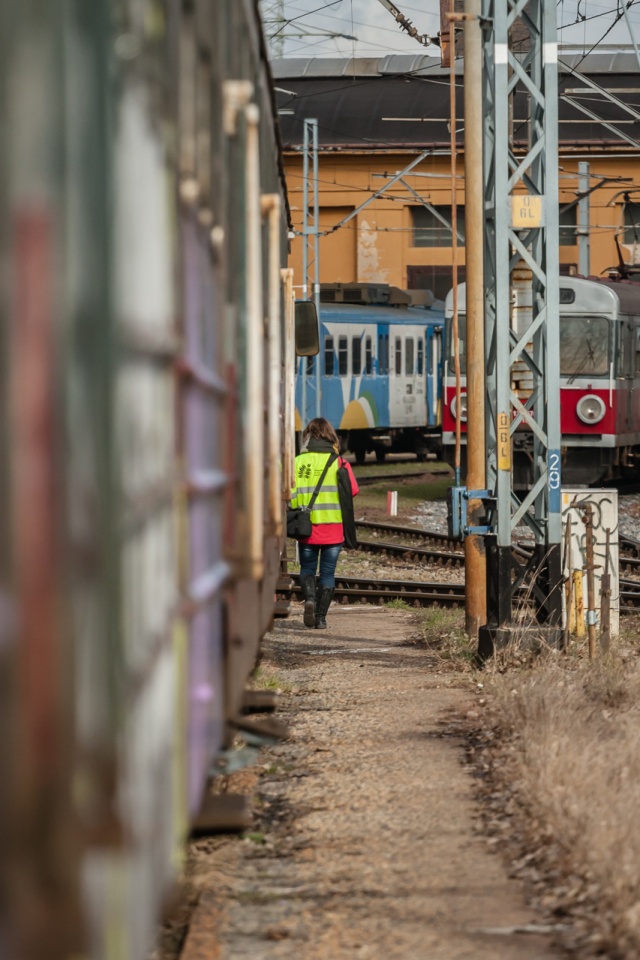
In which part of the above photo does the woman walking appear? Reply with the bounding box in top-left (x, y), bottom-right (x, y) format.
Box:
top-left (290, 418), bottom-right (359, 629)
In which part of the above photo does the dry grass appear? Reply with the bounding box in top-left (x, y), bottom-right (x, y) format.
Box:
top-left (479, 623), bottom-right (640, 957)
top-left (419, 607), bottom-right (477, 671)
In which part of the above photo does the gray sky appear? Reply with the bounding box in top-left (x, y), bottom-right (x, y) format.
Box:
top-left (261, 0), bottom-right (640, 59)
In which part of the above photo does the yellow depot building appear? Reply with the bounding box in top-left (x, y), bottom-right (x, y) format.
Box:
top-left (274, 52), bottom-right (640, 300)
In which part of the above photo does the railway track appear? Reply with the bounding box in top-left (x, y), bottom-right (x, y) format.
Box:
top-left (356, 538), bottom-right (465, 567)
top-left (268, 519), bottom-right (640, 618)
top-left (355, 519), bottom-right (461, 550)
top-left (284, 572), bottom-right (640, 614)
top-left (287, 573), bottom-right (466, 608)
top-left (355, 520), bottom-right (640, 573)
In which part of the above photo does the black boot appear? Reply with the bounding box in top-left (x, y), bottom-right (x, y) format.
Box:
top-left (314, 586), bottom-right (334, 629)
top-left (301, 575), bottom-right (317, 628)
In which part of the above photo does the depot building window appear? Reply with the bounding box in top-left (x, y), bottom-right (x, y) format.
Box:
top-left (624, 201), bottom-right (640, 244)
top-left (410, 205), bottom-right (466, 247)
top-left (411, 203), bottom-right (577, 248)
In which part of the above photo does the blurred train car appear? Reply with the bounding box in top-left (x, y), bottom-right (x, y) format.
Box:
top-left (296, 284), bottom-right (444, 463)
top-left (442, 277), bottom-right (640, 486)
top-left (0, 1), bottom-right (298, 958)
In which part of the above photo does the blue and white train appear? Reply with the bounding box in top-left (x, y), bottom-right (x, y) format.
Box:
top-left (295, 285), bottom-right (445, 462)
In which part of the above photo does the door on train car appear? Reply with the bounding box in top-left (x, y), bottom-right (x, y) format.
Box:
top-left (622, 320), bottom-right (634, 435)
top-left (388, 327), bottom-right (426, 427)
top-left (426, 327), bottom-right (443, 427)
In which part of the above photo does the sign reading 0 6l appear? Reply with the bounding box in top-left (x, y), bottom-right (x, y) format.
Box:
top-left (497, 412), bottom-right (511, 471)
top-left (510, 195), bottom-right (544, 229)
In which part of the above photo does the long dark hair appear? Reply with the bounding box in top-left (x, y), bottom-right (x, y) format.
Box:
top-left (303, 417), bottom-right (339, 450)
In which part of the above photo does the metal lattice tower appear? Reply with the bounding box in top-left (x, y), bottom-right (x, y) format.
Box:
top-left (260, 0), bottom-right (286, 59)
top-left (480, 0), bottom-right (562, 652)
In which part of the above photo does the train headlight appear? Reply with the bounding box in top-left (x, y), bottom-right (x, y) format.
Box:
top-left (576, 394), bottom-right (605, 425)
top-left (450, 394), bottom-right (468, 423)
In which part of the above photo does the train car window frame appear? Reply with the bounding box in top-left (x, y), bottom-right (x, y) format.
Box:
top-left (395, 337), bottom-right (402, 375)
top-left (338, 335), bottom-right (348, 376)
top-left (405, 337), bottom-right (414, 376)
top-left (352, 336), bottom-right (362, 376)
top-left (365, 337), bottom-right (373, 375)
top-left (618, 324), bottom-right (627, 378)
top-left (324, 335), bottom-right (335, 376)
top-left (417, 338), bottom-right (424, 375)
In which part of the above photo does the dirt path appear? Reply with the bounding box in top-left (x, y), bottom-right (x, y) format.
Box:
top-left (180, 606), bottom-right (564, 960)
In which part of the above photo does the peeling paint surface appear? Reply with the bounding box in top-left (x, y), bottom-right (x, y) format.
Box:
top-left (358, 219), bottom-right (388, 283)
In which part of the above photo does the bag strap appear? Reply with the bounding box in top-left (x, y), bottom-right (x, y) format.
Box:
top-left (307, 453), bottom-right (337, 511)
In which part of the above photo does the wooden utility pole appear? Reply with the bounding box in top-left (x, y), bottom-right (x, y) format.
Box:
top-left (462, 0), bottom-right (486, 636)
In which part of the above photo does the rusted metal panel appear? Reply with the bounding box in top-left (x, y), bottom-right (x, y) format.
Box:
top-left (0, 0), bottom-right (290, 955)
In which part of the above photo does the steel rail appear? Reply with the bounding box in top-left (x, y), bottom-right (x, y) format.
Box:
top-left (356, 538), bottom-right (465, 567)
top-left (355, 519), bottom-right (462, 550)
top-left (286, 572), bottom-right (466, 607)
top-left (282, 571), bottom-right (640, 616)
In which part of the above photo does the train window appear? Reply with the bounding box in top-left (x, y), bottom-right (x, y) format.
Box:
top-left (417, 339), bottom-right (424, 375)
top-left (306, 356), bottom-right (314, 375)
top-left (560, 316), bottom-right (609, 378)
top-left (324, 337), bottom-right (335, 376)
top-left (405, 338), bottom-right (414, 375)
top-left (395, 337), bottom-right (402, 375)
top-left (338, 336), bottom-right (348, 376)
top-left (378, 333), bottom-right (388, 374)
top-left (352, 337), bottom-right (362, 375)
top-left (635, 329), bottom-right (640, 375)
top-left (365, 337), bottom-right (373, 374)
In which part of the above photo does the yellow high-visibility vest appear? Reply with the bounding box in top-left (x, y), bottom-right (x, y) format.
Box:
top-left (290, 451), bottom-right (342, 525)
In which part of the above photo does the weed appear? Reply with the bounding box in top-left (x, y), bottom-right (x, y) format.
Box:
top-left (252, 667), bottom-right (292, 693)
top-left (244, 832), bottom-right (266, 845)
top-left (385, 598), bottom-right (411, 610)
top-left (420, 608), bottom-right (475, 670)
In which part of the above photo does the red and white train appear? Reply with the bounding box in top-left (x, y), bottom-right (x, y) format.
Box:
top-left (443, 276), bottom-right (640, 486)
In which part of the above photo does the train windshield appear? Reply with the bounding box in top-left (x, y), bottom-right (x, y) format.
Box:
top-left (560, 316), bottom-right (609, 378)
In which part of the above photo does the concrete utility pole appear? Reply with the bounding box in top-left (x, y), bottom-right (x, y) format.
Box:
top-left (479, 0), bottom-right (562, 656)
top-left (462, 0), bottom-right (486, 637)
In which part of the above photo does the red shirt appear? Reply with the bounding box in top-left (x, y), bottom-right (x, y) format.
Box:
top-left (301, 457), bottom-right (359, 546)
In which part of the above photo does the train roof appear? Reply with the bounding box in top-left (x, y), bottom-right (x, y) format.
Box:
top-left (445, 277), bottom-right (640, 318)
top-left (318, 302), bottom-right (445, 325)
